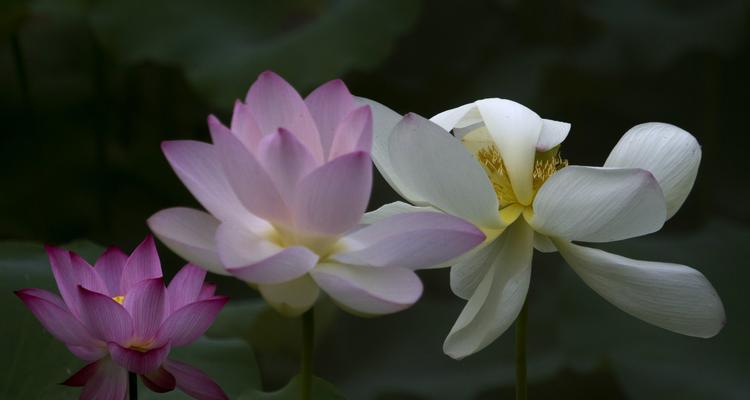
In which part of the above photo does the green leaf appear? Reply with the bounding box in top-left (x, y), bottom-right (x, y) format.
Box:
top-left (239, 374), bottom-right (345, 400)
top-left (0, 241), bottom-right (262, 399)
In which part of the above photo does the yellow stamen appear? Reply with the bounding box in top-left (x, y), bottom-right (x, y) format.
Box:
top-left (112, 295), bottom-right (125, 304)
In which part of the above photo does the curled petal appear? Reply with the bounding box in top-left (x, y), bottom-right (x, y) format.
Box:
top-left (62, 361), bottom-right (99, 387)
top-left (148, 208), bottom-right (228, 276)
top-left (163, 358), bottom-right (229, 400)
top-left (531, 166), bottom-right (666, 242)
top-left (47, 245), bottom-right (104, 316)
top-left (109, 342), bottom-right (171, 375)
top-left (555, 240), bottom-right (725, 338)
top-left (604, 122), bottom-right (701, 219)
top-left (536, 119), bottom-right (570, 151)
top-left (258, 275), bottom-right (320, 317)
top-left (335, 212), bottom-right (485, 270)
top-left (155, 297), bottom-right (229, 347)
top-left (79, 358), bottom-right (127, 400)
top-left (310, 263), bottom-right (423, 316)
top-left (388, 113), bottom-right (503, 229)
top-left (142, 366), bottom-right (177, 393)
top-left (444, 221), bottom-right (534, 359)
top-left (167, 264), bottom-right (208, 312)
top-left (361, 201), bottom-right (438, 225)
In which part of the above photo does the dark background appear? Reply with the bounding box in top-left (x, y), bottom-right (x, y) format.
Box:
top-left (1, 0), bottom-right (749, 399)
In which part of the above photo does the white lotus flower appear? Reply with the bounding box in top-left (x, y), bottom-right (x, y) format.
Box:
top-left (363, 97), bottom-right (726, 359)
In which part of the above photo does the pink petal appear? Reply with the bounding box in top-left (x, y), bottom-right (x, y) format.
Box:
top-left (77, 286), bottom-right (134, 344)
top-left (327, 105), bottom-right (373, 160)
top-left (123, 278), bottom-right (167, 339)
top-left (225, 247), bottom-right (318, 285)
top-left (108, 342), bottom-right (171, 375)
top-left (167, 264), bottom-right (208, 313)
top-left (304, 79), bottom-right (357, 158)
top-left (66, 344), bottom-right (107, 362)
top-left (15, 288), bottom-right (98, 347)
top-left (292, 151), bottom-right (372, 236)
top-left (80, 359), bottom-right (127, 400)
top-left (155, 297), bottom-right (229, 347)
top-left (69, 253), bottom-right (108, 294)
top-left (198, 283), bottom-right (217, 300)
top-left (210, 119), bottom-right (290, 223)
top-left (161, 139), bottom-right (249, 221)
top-left (62, 361), bottom-right (99, 386)
top-left (245, 70), bottom-right (323, 162)
top-left (163, 358), bottom-right (229, 400)
top-left (257, 128), bottom-right (319, 202)
top-left (148, 207), bottom-right (228, 276)
top-left (310, 263), bottom-right (423, 315)
top-left (46, 245), bottom-right (102, 316)
top-left (335, 212), bottom-right (485, 270)
top-left (142, 366), bottom-right (176, 393)
top-left (120, 235), bottom-right (163, 294)
top-left (94, 246), bottom-right (128, 297)
top-left (229, 100), bottom-right (264, 152)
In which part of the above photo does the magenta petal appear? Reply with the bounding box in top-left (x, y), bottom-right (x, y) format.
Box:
top-left (210, 119), bottom-right (290, 223)
top-left (245, 71), bottom-right (323, 162)
top-left (328, 105), bottom-right (373, 160)
top-left (94, 246), bottom-right (128, 297)
top-left (15, 288), bottom-right (98, 347)
top-left (77, 286), bottom-right (134, 344)
top-left (47, 246), bottom-right (103, 316)
top-left (142, 366), bottom-right (177, 393)
top-left (67, 344), bottom-right (107, 361)
top-left (163, 358), bottom-right (229, 400)
top-left (161, 139), bottom-right (249, 221)
top-left (69, 253), bottom-right (108, 294)
top-left (123, 278), bottom-right (167, 339)
top-left (304, 79), bottom-right (357, 158)
top-left (121, 235), bottom-right (163, 294)
top-left (167, 264), bottom-right (208, 312)
top-left (292, 151), bottom-right (372, 236)
top-left (335, 212), bottom-right (485, 270)
top-left (257, 128), bottom-right (318, 202)
top-left (80, 359), bottom-right (127, 400)
top-left (109, 342), bottom-right (171, 375)
top-left (155, 297), bottom-right (229, 347)
top-left (229, 100), bottom-right (264, 152)
top-left (225, 246), bottom-right (318, 285)
top-left (62, 361), bottom-right (99, 386)
top-left (198, 283), bottom-right (217, 300)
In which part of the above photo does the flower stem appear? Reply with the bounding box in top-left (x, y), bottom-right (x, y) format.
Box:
top-left (300, 308), bottom-right (314, 400)
top-left (515, 300), bottom-right (528, 400)
top-left (128, 372), bottom-right (137, 400)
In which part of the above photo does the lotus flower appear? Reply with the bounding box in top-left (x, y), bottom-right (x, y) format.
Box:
top-left (15, 235), bottom-right (228, 400)
top-left (148, 71), bottom-right (485, 317)
top-left (364, 98), bottom-right (726, 359)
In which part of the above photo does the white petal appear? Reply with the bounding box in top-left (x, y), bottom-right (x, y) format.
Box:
top-left (310, 263), bottom-right (422, 316)
top-left (147, 208), bottom-right (228, 275)
top-left (531, 166), bottom-right (666, 242)
top-left (443, 221), bottom-right (534, 359)
top-left (604, 123), bottom-right (701, 219)
top-left (536, 119), bottom-right (571, 151)
top-left (388, 113), bottom-right (503, 229)
top-left (533, 232), bottom-right (556, 253)
top-left (554, 240), bottom-right (725, 338)
top-left (449, 235), bottom-right (502, 300)
top-left (361, 201), bottom-right (438, 225)
top-left (215, 221), bottom-right (283, 268)
top-left (258, 274), bottom-right (320, 317)
top-left (334, 212), bottom-right (485, 270)
top-left (475, 98), bottom-right (542, 205)
top-left (355, 97), bottom-right (424, 203)
top-left (430, 103), bottom-right (480, 131)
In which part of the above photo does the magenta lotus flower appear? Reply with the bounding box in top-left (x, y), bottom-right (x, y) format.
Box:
top-left (148, 71), bottom-right (486, 317)
top-left (15, 235), bottom-right (229, 400)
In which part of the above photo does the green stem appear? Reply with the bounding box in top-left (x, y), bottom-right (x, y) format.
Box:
top-left (300, 308), bottom-right (314, 400)
top-left (515, 300), bottom-right (528, 400)
top-left (128, 372), bottom-right (137, 400)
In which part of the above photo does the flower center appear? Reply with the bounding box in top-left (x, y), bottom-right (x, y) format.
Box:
top-left (112, 295), bottom-right (125, 304)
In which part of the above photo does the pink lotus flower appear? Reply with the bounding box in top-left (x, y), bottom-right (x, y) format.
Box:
top-left (15, 235), bottom-right (229, 400)
top-left (148, 71), bottom-right (486, 316)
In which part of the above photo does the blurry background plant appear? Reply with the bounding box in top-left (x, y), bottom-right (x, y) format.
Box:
top-left (1, 0), bottom-right (749, 399)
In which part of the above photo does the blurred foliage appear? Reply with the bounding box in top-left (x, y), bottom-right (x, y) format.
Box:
top-left (2, 0), bottom-right (750, 398)
top-left (240, 375), bottom-right (345, 400)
